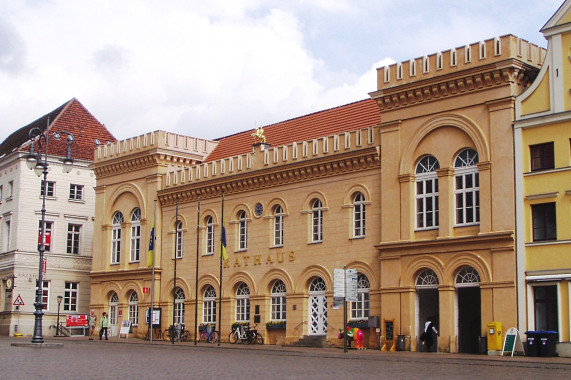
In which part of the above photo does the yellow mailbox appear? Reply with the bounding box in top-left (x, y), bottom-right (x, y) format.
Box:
top-left (487, 321), bottom-right (503, 351)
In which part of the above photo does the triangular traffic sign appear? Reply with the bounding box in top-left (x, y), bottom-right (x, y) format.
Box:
top-left (13, 294), bottom-right (25, 306)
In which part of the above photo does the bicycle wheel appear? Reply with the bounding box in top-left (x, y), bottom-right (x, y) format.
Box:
top-left (208, 331), bottom-right (219, 344)
top-left (228, 331), bottom-right (238, 344)
top-left (181, 330), bottom-right (191, 342)
top-left (163, 328), bottom-right (171, 341)
top-left (255, 333), bottom-right (264, 345)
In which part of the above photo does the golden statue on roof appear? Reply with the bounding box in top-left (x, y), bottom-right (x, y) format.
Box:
top-left (251, 126), bottom-right (266, 143)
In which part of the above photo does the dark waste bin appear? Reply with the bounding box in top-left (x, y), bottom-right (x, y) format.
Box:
top-left (525, 331), bottom-right (539, 357)
top-left (397, 335), bottom-right (406, 351)
top-left (478, 336), bottom-right (487, 355)
top-left (539, 331), bottom-right (558, 357)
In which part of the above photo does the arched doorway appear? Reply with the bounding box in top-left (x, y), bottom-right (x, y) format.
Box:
top-left (308, 277), bottom-right (327, 336)
top-left (109, 292), bottom-right (119, 336)
top-left (456, 266), bottom-right (481, 353)
top-left (416, 269), bottom-right (439, 351)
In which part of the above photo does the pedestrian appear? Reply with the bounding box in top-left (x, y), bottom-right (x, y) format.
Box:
top-left (421, 318), bottom-right (439, 352)
top-left (88, 310), bottom-right (97, 340)
top-left (99, 312), bottom-right (109, 340)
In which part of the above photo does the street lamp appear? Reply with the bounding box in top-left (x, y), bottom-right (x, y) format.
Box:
top-left (27, 126), bottom-right (75, 344)
top-left (56, 295), bottom-right (63, 336)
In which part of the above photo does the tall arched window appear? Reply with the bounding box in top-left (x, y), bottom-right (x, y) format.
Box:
top-left (111, 212), bottom-right (124, 264)
top-left (454, 149), bottom-right (480, 226)
top-left (353, 192), bottom-right (366, 238)
top-left (128, 291), bottom-right (139, 326)
top-left (415, 155), bottom-right (439, 229)
top-left (175, 221), bottom-right (183, 259)
top-left (109, 292), bottom-right (119, 325)
top-left (130, 208), bottom-right (141, 262)
top-left (203, 285), bottom-right (216, 324)
top-left (271, 280), bottom-right (287, 321)
top-left (311, 199), bottom-right (323, 243)
top-left (273, 205), bottom-right (284, 247)
top-left (350, 274), bottom-right (370, 320)
top-left (235, 282), bottom-right (250, 323)
top-left (174, 287), bottom-right (185, 324)
top-left (238, 211), bottom-right (248, 250)
top-left (205, 216), bottom-right (215, 255)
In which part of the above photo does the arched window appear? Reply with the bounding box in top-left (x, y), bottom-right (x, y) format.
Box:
top-left (130, 208), bottom-right (141, 262)
top-left (111, 212), bottom-right (124, 264)
top-left (416, 269), bottom-right (439, 288)
top-left (311, 199), bottom-right (323, 243)
top-left (271, 280), bottom-right (287, 321)
top-left (175, 221), bottom-right (183, 259)
top-left (455, 266), bottom-right (481, 287)
top-left (203, 285), bottom-right (216, 324)
top-left (205, 216), bottom-right (215, 255)
top-left (353, 192), bottom-right (366, 238)
top-left (273, 205), bottom-right (284, 247)
top-left (350, 274), bottom-right (370, 320)
top-left (309, 277), bottom-right (327, 293)
top-left (109, 292), bottom-right (119, 325)
top-left (174, 288), bottom-right (185, 324)
top-left (235, 282), bottom-right (250, 323)
top-left (454, 149), bottom-right (479, 226)
top-left (238, 211), bottom-right (248, 250)
top-left (415, 155), bottom-right (439, 229)
top-left (128, 291), bottom-right (139, 326)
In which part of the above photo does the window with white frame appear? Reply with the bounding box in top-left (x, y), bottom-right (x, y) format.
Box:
top-left (271, 280), bottom-right (286, 321)
top-left (205, 216), bottom-right (215, 255)
top-left (69, 184), bottom-right (84, 200)
top-left (235, 282), bottom-right (250, 323)
top-left (353, 192), bottom-right (366, 238)
top-left (203, 285), bottom-right (216, 324)
top-left (64, 282), bottom-right (78, 312)
top-left (130, 208), bottom-right (141, 262)
top-left (38, 221), bottom-right (53, 252)
top-left (273, 205), bottom-right (284, 247)
top-left (238, 211), bottom-right (248, 250)
top-left (454, 149), bottom-right (480, 225)
top-left (415, 155), bottom-right (440, 229)
top-left (111, 212), bottom-right (123, 264)
top-left (175, 221), bottom-right (183, 259)
top-left (129, 292), bottom-right (139, 326)
top-left (0, 185), bottom-right (3, 201)
top-left (350, 274), bottom-right (370, 320)
top-left (109, 292), bottom-right (119, 325)
top-left (4, 219), bottom-right (11, 252)
top-left (67, 223), bottom-right (81, 254)
top-left (311, 199), bottom-right (323, 243)
top-left (174, 287), bottom-right (185, 324)
top-left (8, 180), bottom-right (13, 198)
top-left (35, 280), bottom-right (49, 310)
top-left (41, 180), bottom-right (55, 197)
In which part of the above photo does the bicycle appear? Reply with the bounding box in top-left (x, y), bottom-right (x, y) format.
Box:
top-left (198, 325), bottom-right (219, 343)
top-left (228, 324), bottom-right (264, 344)
top-left (164, 324), bottom-right (191, 342)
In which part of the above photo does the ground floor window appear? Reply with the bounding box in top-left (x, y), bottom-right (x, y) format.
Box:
top-left (533, 285), bottom-right (558, 332)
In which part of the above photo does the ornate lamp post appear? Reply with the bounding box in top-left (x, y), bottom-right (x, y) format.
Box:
top-left (27, 126), bottom-right (74, 344)
top-left (56, 295), bottom-right (63, 336)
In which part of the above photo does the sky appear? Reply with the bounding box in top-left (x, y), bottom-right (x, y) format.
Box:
top-left (0, 0), bottom-right (563, 144)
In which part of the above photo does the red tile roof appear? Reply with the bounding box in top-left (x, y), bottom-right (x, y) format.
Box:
top-left (0, 98), bottom-right (116, 161)
top-left (205, 99), bottom-right (382, 162)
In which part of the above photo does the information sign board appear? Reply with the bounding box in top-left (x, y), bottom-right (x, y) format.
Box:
top-left (66, 314), bottom-right (88, 327)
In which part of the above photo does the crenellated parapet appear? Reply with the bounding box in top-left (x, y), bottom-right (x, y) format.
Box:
top-left (159, 126), bottom-right (381, 204)
top-left (370, 35), bottom-right (546, 111)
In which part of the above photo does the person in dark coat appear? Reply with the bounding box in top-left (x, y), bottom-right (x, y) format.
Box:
top-left (421, 318), bottom-right (439, 352)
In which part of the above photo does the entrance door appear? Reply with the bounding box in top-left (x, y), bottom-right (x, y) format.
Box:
top-left (308, 277), bottom-right (327, 336)
top-left (416, 269), bottom-right (440, 351)
top-left (109, 292), bottom-right (119, 337)
top-left (455, 266), bottom-right (481, 354)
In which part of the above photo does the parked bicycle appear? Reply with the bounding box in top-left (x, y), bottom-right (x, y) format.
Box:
top-left (164, 324), bottom-right (191, 342)
top-left (198, 325), bottom-right (219, 343)
top-left (228, 324), bottom-right (264, 344)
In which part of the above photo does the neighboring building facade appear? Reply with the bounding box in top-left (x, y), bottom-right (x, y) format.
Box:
top-left (0, 99), bottom-right (116, 336)
top-left (515, 0), bottom-right (571, 355)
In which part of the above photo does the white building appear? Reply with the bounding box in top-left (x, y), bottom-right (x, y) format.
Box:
top-left (0, 99), bottom-right (115, 337)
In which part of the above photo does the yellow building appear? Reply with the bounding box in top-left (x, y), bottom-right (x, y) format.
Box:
top-left (515, 0), bottom-right (571, 356)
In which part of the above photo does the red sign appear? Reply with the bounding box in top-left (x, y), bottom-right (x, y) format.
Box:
top-left (66, 314), bottom-right (88, 327)
top-left (38, 231), bottom-right (51, 247)
top-left (143, 287), bottom-right (149, 294)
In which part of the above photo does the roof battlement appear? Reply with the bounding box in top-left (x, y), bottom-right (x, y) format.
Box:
top-left (375, 35), bottom-right (545, 91)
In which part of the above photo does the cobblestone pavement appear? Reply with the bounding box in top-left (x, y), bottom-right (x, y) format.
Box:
top-left (2, 336), bottom-right (570, 380)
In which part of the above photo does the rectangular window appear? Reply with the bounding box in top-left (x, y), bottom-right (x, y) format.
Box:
top-left (530, 142), bottom-right (554, 171)
top-left (274, 214), bottom-right (284, 247)
top-left (38, 221), bottom-right (53, 252)
top-left (455, 172), bottom-right (480, 225)
top-left (175, 227), bottom-right (183, 259)
top-left (206, 224), bottom-right (214, 255)
top-left (111, 226), bottom-right (121, 264)
top-left (532, 203), bottom-right (557, 241)
top-left (67, 224), bottom-right (81, 254)
top-left (350, 292), bottom-right (370, 320)
top-left (64, 282), bottom-right (78, 312)
top-left (235, 298), bottom-right (250, 322)
top-left (128, 302), bottom-right (139, 326)
top-left (8, 181), bottom-right (13, 198)
top-left (41, 180), bottom-right (55, 197)
top-left (0, 185), bottom-right (3, 201)
top-left (3, 219), bottom-right (10, 252)
top-left (130, 224), bottom-right (141, 262)
top-left (203, 300), bottom-right (216, 324)
top-left (69, 184), bottom-right (84, 200)
top-left (416, 177), bottom-right (439, 229)
top-left (271, 295), bottom-right (286, 321)
top-left (533, 285), bottom-right (558, 331)
top-left (35, 280), bottom-right (50, 310)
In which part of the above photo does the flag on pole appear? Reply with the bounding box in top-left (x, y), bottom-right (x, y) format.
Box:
top-left (147, 222), bottom-right (155, 268)
top-left (220, 217), bottom-right (228, 262)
